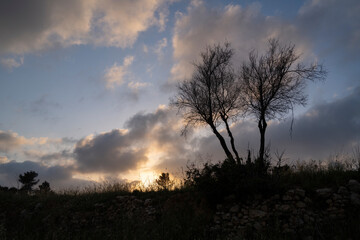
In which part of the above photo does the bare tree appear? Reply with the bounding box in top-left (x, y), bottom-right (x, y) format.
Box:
top-left (171, 42), bottom-right (241, 163)
top-left (239, 39), bottom-right (327, 163)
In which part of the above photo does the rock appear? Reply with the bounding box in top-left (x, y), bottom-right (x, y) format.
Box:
top-left (350, 192), bottom-right (360, 206)
top-left (249, 209), bottom-right (266, 218)
top-left (224, 194), bottom-right (236, 202)
top-left (261, 205), bottom-right (268, 211)
top-left (348, 180), bottom-right (360, 193)
top-left (94, 203), bottom-right (105, 208)
top-left (303, 236), bottom-right (313, 240)
top-left (295, 188), bottom-right (306, 198)
top-left (326, 199), bottom-right (333, 205)
top-left (230, 205), bottom-right (240, 213)
top-left (253, 222), bottom-right (262, 231)
top-left (338, 186), bottom-right (349, 195)
top-left (316, 188), bottom-right (333, 198)
top-left (116, 195), bottom-right (127, 201)
top-left (283, 195), bottom-right (292, 201)
top-left (296, 201), bottom-right (306, 208)
top-left (279, 204), bottom-right (291, 212)
top-left (144, 199), bottom-right (152, 206)
top-left (332, 193), bottom-right (343, 201)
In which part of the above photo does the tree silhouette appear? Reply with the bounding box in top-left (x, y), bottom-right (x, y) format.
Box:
top-left (19, 171), bottom-right (39, 192)
top-left (39, 181), bottom-right (51, 193)
top-left (239, 39), bottom-right (326, 164)
top-left (171, 42), bottom-right (241, 163)
top-left (156, 172), bottom-right (173, 190)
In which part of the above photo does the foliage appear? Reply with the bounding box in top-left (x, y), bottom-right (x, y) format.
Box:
top-left (18, 171), bottom-right (39, 192)
top-left (155, 172), bottom-right (174, 190)
top-left (38, 181), bottom-right (51, 193)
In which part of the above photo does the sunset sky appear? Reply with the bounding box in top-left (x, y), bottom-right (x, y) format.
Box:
top-left (1, 0), bottom-right (359, 189)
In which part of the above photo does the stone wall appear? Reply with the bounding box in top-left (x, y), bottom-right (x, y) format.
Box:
top-left (211, 179), bottom-right (360, 238)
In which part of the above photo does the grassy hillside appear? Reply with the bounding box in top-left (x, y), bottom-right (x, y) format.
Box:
top-left (1, 160), bottom-right (360, 240)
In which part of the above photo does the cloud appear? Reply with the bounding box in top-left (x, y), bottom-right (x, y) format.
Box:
top-left (298, 0), bottom-right (360, 59)
top-left (0, 156), bottom-right (9, 164)
top-left (73, 106), bottom-right (194, 174)
top-left (23, 149), bottom-right (74, 167)
top-left (0, 130), bottom-right (31, 153)
top-left (0, 0), bottom-right (172, 55)
top-left (104, 56), bottom-right (134, 89)
top-left (171, 1), bottom-right (305, 81)
top-left (74, 129), bottom-right (148, 173)
top-left (0, 160), bottom-right (91, 189)
top-left (267, 85), bottom-right (360, 160)
top-left (195, 86), bottom-right (360, 162)
top-left (0, 56), bottom-right (23, 70)
top-left (169, 1), bottom-right (314, 85)
top-left (153, 37), bottom-right (168, 60)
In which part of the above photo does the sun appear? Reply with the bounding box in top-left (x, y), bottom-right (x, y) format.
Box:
top-left (139, 171), bottom-right (158, 187)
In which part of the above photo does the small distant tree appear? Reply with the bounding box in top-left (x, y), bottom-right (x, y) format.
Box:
top-left (156, 172), bottom-right (173, 190)
top-left (19, 171), bottom-right (39, 192)
top-left (239, 39), bottom-right (327, 165)
top-left (39, 181), bottom-right (51, 193)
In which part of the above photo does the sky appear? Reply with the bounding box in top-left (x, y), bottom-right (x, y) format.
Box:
top-left (0, 0), bottom-right (359, 189)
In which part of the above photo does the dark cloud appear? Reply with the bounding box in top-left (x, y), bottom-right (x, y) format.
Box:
top-left (24, 149), bottom-right (73, 163)
top-left (267, 86), bottom-right (360, 160)
top-left (195, 86), bottom-right (360, 162)
top-left (74, 129), bottom-right (148, 173)
top-left (73, 107), bottom-right (194, 174)
top-left (298, 0), bottom-right (360, 61)
top-left (0, 160), bottom-right (90, 189)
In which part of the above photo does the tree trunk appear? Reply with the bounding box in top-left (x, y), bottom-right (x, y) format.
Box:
top-left (210, 123), bottom-right (235, 162)
top-left (222, 117), bottom-right (241, 164)
top-left (258, 116), bottom-right (267, 163)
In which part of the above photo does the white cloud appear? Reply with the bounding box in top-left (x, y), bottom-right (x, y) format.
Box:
top-left (0, 0), bottom-right (172, 55)
top-left (128, 81), bottom-right (150, 91)
top-left (104, 56), bottom-right (134, 89)
top-left (1, 57), bottom-right (24, 70)
top-left (170, 1), bottom-right (311, 84)
top-left (153, 37), bottom-right (168, 60)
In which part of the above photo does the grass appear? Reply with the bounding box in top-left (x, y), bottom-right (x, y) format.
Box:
top-left (0, 158), bottom-right (359, 240)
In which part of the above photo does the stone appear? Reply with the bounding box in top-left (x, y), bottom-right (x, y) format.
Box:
top-left (253, 222), bottom-right (262, 231)
top-left (279, 204), bottom-right (291, 212)
top-left (350, 192), bottom-right (360, 206)
top-left (303, 236), bottom-right (313, 240)
top-left (249, 209), bottom-right (266, 218)
top-left (282, 195), bottom-right (292, 201)
top-left (116, 195), bottom-right (127, 201)
top-left (316, 188), bottom-right (333, 198)
top-left (326, 199), bottom-right (333, 205)
top-left (260, 205), bottom-right (268, 211)
top-left (296, 201), bottom-right (306, 208)
top-left (295, 188), bottom-right (306, 198)
top-left (348, 179), bottom-right (360, 193)
top-left (338, 186), bottom-right (349, 195)
top-left (216, 204), bottom-right (223, 211)
top-left (230, 205), bottom-right (240, 213)
top-left (332, 193), bottom-right (343, 201)
top-left (144, 199), bottom-right (152, 206)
